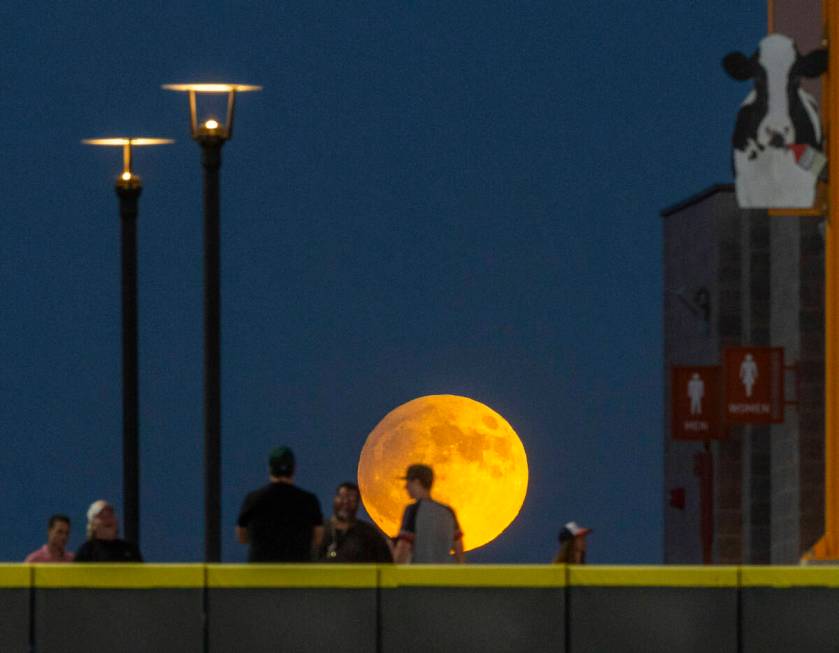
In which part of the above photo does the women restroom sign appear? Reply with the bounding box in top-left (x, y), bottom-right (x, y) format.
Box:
top-left (723, 347), bottom-right (785, 423)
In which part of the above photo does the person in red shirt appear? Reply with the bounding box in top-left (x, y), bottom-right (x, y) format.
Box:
top-left (24, 514), bottom-right (74, 562)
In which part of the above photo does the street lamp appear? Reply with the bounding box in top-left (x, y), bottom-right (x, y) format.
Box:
top-left (82, 137), bottom-right (173, 547)
top-left (162, 83), bottom-right (261, 562)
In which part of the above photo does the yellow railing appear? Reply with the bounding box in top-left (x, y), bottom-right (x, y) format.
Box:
top-left (3, 563), bottom-right (839, 589)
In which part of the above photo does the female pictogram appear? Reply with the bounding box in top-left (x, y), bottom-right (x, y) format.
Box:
top-left (740, 354), bottom-right (758, 397)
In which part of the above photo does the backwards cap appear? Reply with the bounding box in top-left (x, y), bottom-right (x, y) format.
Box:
top-left (269, 446), bottom-right (295, 477)
top-left (558, 521), bottom-right (592, 543)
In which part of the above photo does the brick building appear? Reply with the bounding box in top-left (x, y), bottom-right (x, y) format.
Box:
top-left (662, 187), bottom-right (824, 563)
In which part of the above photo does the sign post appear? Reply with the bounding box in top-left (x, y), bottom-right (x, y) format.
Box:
top-left (806, 0), bottom-right (839, 561)
top-left (672, 365), bottom-right (723, 564)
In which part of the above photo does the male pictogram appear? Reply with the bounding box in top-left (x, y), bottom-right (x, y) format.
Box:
top-left (673, 366), bottom-right (722, 440)
top-left (688, 373), bottom-right (705, 415)
top-left (739, 353), bottom-right (758, 397)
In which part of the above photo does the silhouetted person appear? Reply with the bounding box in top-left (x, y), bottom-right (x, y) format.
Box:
top-left (394, 464), bottom-right (464, 564)
top-left (236, 446), bottom-right (324, 562)
top-left (553, 521), bottom-right (591, 564)
top-left (75, 500), bottom-right (142, 562)
top-left (25, 514), bottom-right (74, 562)
top-left (319, 482), bottom-right (392, 563)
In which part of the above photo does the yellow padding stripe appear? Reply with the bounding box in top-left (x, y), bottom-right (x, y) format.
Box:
top-left (742, 566), bottom-right (839, 587)
top-left (207, 564), bottom-right (378, 588)
top-left (380, 565), bottom-right (566, 588)
top-left (9, 564), bottom-right (837, 589)
top-left (0, 564), bottom-right (30, 588)
top-left (35, 564), bottom-right (204, 588)
top-left (570, 566), bottom-right (739, 587)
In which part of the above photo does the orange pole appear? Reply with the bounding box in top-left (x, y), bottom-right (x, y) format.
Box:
top-left (807, 0), bottom-right (839, 560)
top-left (825, 0), bottom-right (839, 558)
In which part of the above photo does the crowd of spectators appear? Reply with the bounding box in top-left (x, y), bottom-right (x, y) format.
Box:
top-left (24, 446), bottom-right (590, 565)
top-left (24, 500), bottom-right (142, 563)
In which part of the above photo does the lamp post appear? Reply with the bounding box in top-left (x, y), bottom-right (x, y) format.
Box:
top-left (162, 83), bottom-right (261, 562)
top-left (82, 137), bottom-right (173, 546)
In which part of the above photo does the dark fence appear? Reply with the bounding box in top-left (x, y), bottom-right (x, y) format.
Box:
top-left (33, 564), bottom-right (204, 653)
top-left (568, 566), bottom-right (739, 653)
top-left (3, 563), bottom-right (839, 652)
top-left (0, 565), bottom-right (29, 652)
top-left (207, 565), bottom-right (378, 653)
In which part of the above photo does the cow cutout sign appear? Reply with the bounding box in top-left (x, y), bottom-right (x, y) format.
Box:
top-left (723, 33), bottom-right (827, 208)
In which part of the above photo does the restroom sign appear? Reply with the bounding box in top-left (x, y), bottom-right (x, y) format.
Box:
top-left (723, 347), bottom-right (784, 424)
top-left (672, 366), bottom-right (723, 440)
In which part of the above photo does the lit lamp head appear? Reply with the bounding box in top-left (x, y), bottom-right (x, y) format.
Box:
top-left (83, 137), bottom-right (174, 189)
top-left (161, 83), bottom-right (262, 142)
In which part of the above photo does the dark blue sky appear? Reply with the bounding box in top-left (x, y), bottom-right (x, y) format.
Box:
top-left (1, 2), bottom-right (764, 563)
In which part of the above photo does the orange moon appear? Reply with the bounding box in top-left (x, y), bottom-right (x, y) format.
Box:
top-left (357, 395), bottom-right (528, 552)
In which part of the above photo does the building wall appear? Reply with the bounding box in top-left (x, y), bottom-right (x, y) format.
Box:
top-left (714, 196), bottom-right (748, 565)
top-left (769, 218), bottom-right (802, 561)
top-left (663, 186), bottom-right (738, 564)
top-left (766, 217), bottom-right (824, 563)
top-left (740, 211), bottom-right (772, 564)
top-left (767, 0), bottom-right (826, 562)
top-left (772, 0), bottom-right (824, 105)
top-left (661, 185), bottom-right (824, 564)
top-left (797, 218), bottom-right (825, 554)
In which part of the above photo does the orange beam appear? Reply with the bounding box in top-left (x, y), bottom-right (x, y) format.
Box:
top-left (825, 0), bottom-right (839, 558)
top-left (806, 0), bottom-right (839, 561)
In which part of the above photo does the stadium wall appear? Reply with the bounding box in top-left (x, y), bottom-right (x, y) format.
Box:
top-left (2, 564), bottom-right (839, 652)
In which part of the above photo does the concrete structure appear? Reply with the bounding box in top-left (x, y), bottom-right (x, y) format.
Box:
top-left (4, 564), bottom-right (839, 652)
top-left (662, 186), bottom-right (824, 564)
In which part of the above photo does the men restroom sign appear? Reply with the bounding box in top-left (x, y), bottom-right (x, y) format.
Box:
top-left (723, 347), bottom-right (785, 423)
top-left (672, 366), bottom-right (723, 440)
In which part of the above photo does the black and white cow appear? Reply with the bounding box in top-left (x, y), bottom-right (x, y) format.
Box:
top-left (722, 34), bottom-right (827, 208)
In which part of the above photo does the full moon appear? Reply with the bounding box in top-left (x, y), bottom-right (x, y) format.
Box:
top-left (357, 395), bottom-right (528, 552)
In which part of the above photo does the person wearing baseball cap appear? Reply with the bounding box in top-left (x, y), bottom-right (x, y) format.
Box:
top-left (393, 464), bottom-right (464, 564)
top-left (235, 446), bottom-right (324, 562)
top-left (74, 499), bottom-right (143, 562)
top-left (553, 521), bottom-right (592, 564)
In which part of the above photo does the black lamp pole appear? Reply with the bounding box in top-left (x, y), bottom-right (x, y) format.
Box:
top-left (200, 135), bottom-right (223, 563)
top-left (163, 83), bottom-right (259, 562)
top-left (117, 177), bottom-right (142, 546)
top-left (84, 136), bottom-right (172, 548)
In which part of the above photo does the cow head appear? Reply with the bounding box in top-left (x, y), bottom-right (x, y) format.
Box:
top-left (723, 34), bottom-right (826, 149)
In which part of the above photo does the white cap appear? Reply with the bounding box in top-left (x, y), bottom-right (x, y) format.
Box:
top-left (86, 499), bottom-right (111, 522)
top-left (559, 521), bottom-right (592, 542)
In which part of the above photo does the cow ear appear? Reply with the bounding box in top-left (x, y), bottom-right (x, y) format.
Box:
top-left (722, 52), bottom-right (754, 80)
top-left (795, 48), bottom-right (827, 78)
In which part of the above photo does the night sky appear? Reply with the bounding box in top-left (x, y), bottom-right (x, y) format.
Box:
top-left (1, 2), bottom-right (765, 563)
